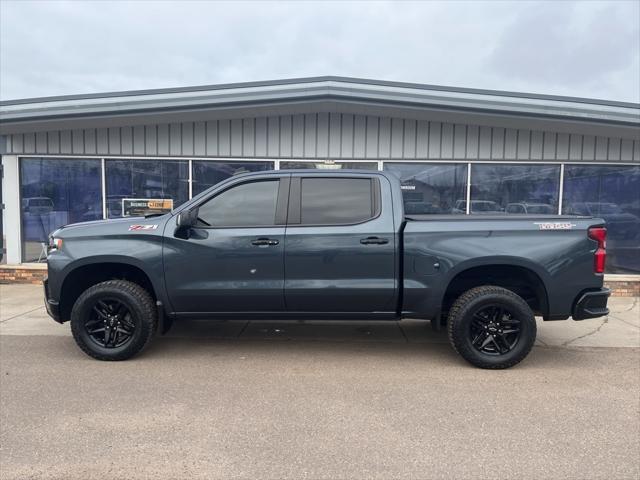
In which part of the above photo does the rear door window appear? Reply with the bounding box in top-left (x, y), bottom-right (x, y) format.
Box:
top-left (299, 178), bottom-right (376, 225)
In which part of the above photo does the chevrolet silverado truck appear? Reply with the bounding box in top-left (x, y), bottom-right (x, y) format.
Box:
top-left (44, 170), bottom-right (610, 368)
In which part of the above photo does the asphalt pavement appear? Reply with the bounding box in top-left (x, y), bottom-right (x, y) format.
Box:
top-left (1, 284), bottom-right (639, 480)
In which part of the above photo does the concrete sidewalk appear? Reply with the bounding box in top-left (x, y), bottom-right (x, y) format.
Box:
top-left (1, 284), bottom-right (638, 348)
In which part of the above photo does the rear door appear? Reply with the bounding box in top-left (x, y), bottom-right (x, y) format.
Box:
top-left (284, 174), bottom-right (397, 313)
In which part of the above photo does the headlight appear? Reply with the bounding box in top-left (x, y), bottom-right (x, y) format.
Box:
top-left (48, 236), bottom-right (63, 252)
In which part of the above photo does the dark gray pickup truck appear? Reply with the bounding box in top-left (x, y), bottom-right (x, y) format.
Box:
top-left (44, 170), bottom-right (610, 368)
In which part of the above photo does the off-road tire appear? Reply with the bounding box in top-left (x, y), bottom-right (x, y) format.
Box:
top-left (447, 285), bottom-right (536, 369)
top-left (70, 280), bottom-right (157, 361)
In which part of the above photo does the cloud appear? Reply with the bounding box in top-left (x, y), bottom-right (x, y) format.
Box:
top-left (1, 0), bottom-right (638, 102)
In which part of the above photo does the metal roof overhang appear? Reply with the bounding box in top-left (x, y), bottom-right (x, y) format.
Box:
top-left (1, 77), bottom-right (639, 139)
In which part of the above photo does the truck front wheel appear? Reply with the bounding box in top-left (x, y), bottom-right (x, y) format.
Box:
top-left (70, 280), bottom-right (157, 361)
top-left (447, 286), bottom-right (536, 369)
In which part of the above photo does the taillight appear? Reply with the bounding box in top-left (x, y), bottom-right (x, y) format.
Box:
top-left (588, 226), bottom-right (606, 274)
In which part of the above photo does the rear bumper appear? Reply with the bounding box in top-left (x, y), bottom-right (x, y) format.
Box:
top-left (43, 277), bottom-right (62, 323)
top-left (572, 288), bottom-right (611, 320)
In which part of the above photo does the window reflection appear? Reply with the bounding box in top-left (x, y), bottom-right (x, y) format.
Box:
top-left (280, 161), bottom-right (377, 170)
top-left (192, 161), bottom-right (274, 196)
top-left (563, 165), bottom-right (640, 273)
top-left (384, 163), bottom-right (467, 214)
top-left (20, 158), bottom-right (102, 262)
top-left (470, 164), bottom-right (560, 214)
top-left (105, 159), bottom-right (189, 218)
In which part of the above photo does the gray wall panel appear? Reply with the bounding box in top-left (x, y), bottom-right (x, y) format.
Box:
top-left (441, 123), bottom-right (454, 159)
top-left (317, 113), bottom-right (329, 158)
top-left (454, 124), bottom-right (466, 159)
top-left (121, 127), bottom-right (133, 155)
top-left (556, 133), bottom-right (569, 160)
top-left (157, 124), bottom-right (169, 155)
top-left (108, 127), bottom-right (119, 154)
top-left (504, 128), bottom-right (517, 160)
top-left (254, 118), bottom-right (266, 157)
top-left (378, 117), bottom-right (391, 158)
top-left (133, 126), bottom-right (145, 156)
top-left (72, 130), bottom-right (84, 154)
top-left (230, 119), bottom-right (242, 157)
top-left (478, 126), bottom-right (491, 159)
top-left (416, 120), bottom-right (429, 158)
top-left (5, 112), bottom-right (635, 164)
top-left (169, 123), bottom-right (181, 156)
top-left (279, 116), bottom-right (291, 157)
top-left (36, 132), bottom-right (47, 153)
top-left (620, 139), bottom-right (633, 161)
top-left (366, 116), bottom-right (379, 158)
top-left (219, 120), bottom-right (231, 156)
top-left (428, 122), bottom-right (441, 159)
top-left (354, 115), bottom-right (366, 158)
top-left (530, 131), bottom-right (543, 160)
top-left (60, 130), bottom-right (72, 154)
top-left (341, 114), bottom-right (354, 158)
top-left (84, 129), bottom-right (96, 154)
top-left (182, 122), bottom-right (194, 156)
top-left (47, 132), bottom-right (59, 154)
top-left (492, 128), bottom-right (504, 159)
top-left (145, 125), bottom-right (157, 156)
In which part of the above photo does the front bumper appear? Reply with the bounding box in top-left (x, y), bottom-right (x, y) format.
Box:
top-left (43, 277), bottom-right (62, 323)
top-left (572, 288), bottom-right (611, 320)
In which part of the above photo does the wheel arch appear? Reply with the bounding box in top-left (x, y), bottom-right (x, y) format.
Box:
top-left (58, 257), bottom-right (161, 322)
top-left (439, 257), bottom-right (551, 323)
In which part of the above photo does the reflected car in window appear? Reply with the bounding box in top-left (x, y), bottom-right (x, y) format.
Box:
top-left (566, 202), bottom-right (640, 240)
top-left (22, 197), bottom-right (54, 215)
top-left (506, 203), bottom-right (555, 214)
top-left (452, 200), bottom-right (504, 214)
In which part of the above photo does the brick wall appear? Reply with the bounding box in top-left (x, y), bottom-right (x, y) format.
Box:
top-left (0, 265), bottom-right (47, 285)
top-left (1, 265), bottom-right (639, 296)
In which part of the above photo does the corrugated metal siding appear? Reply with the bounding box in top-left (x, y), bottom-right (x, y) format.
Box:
top-left (4, 114), bottom-right (639, 161)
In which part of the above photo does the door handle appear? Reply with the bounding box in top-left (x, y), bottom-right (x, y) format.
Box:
top-left (360, 236), bottom-right (389, 245)
top-left (251, 238), bottom-right (279, 246)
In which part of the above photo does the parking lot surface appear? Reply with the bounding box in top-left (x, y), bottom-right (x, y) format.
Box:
top-left (1, 284), bottom-right (639, 479)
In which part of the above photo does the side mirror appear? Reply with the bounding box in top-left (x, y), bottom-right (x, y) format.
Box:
top-left (175, 208), bottom-right (199, 237)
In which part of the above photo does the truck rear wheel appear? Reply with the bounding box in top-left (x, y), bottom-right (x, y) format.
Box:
top-left (70, 280), bottom-right (157, 361)
top-left (447, 286), bottom-right (536, 369)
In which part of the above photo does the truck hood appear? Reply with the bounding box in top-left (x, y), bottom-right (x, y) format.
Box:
top-left (51, 215), bottom-right (170, 238)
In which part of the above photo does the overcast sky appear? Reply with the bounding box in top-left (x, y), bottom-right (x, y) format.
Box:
top-left (1, 0), bottom-right (638, 102)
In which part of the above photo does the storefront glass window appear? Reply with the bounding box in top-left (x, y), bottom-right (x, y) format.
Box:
top-left (105, 159), bottom-right (189, 218)
top-left (562, 165), bottom-right (640, 274)
top-left (384, 163), bottom-right (468, 214)
top-left (470, 164), bottom-right (560, 215)
top-left (192, 161), bottom-right (274, 196)
top-left (20, 157), bottom-right (102, 262)
top-left (280, 161), bottom-right (378, 170)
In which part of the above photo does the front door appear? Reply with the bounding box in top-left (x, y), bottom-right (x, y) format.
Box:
top-left (284, 174), bottom-right (397, 313)
top-left (163, 176), bottom-right (289, 314)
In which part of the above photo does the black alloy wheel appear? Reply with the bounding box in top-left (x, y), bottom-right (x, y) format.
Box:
top-left (85, 298), bottom-right (137, 348)
top-left (469, 304), bottom-right (521, 355)
top-left (70, 280), bottom-right (157, 361)
top-left (447, 285), bottom-right (537, 369)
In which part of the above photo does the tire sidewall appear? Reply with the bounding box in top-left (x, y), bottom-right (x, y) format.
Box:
top-left (451, 290), bottom-right (536, 368)
top-left (71, 283), bottom-right (153, 360)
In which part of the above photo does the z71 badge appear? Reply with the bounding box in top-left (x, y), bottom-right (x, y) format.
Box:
top-left (534, 222), bottom-right (576, 230)
top-left (128, 224), bottom-right (158, 231)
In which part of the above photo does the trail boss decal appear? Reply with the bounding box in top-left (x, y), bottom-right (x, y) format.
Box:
top-left (128, 224), bottom-right (159, 231)
top-left (534, 222), bottom-right (576, 230)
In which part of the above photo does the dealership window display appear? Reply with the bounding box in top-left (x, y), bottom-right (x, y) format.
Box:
top-left (105, 159), bottom-right (189, 218)
top-left (384, 163), bottom-right (467, 214)
top-left (562, 165), bottom-right (640, 273)
top-left (20, 158), bottom-right (102, 262)
top-left (470, 164), bottom-right (560, 214)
